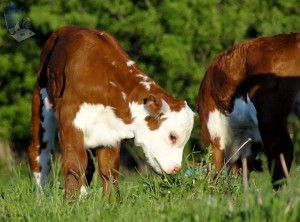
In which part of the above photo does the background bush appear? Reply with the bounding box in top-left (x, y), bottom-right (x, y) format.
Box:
top-left (0, 0), bottom-right (299, 162)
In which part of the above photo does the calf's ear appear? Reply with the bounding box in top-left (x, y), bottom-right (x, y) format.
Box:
top-left (144, 94), bottom-right (170, 119)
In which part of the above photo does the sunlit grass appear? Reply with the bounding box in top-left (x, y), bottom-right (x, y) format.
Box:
top-left (0, 154), bottom-right (300, 222)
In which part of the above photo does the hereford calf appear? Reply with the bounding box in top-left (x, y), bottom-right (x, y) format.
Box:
top-left (196, 33), bottom-right (300, 188)
top-left (28, 26), bottom-right (194, 197)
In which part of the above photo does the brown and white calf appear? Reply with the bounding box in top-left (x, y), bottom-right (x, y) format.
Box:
top-left (196, 33), bottom-right (300, 188)
top-left (28, 26), bottom-right (194, 197)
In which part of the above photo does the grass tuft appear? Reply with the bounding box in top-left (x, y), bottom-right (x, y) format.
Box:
top-left (1, 154), bottom-right (300, 222)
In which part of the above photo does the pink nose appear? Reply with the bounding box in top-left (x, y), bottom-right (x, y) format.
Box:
top-left (172, 166), bottom-right (181, 174)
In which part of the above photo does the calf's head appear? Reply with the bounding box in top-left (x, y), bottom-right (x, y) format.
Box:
top-left (130, 95), bottom-right (194, 174)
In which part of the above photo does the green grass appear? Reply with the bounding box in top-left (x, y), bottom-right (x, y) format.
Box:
top-left (1, 157), bottom-right (300, 222)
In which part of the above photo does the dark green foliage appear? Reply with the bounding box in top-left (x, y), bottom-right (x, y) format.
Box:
top-left (0, 0), bottom-right (299, 157)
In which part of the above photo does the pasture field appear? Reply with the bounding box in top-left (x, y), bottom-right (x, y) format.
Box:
top-left (0, 155), bottom-right (300, 222)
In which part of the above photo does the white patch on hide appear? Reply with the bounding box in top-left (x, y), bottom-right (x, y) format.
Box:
top-left (127, 60), bottom-right (135, 67)
top-left (73, 103), bottom-right (135, 148)
top-left (207, 95), bottom-right (262, 163)
top-left (229, 95), bottom-right (261, 142)
top-left (79, 185), bottom-right (88, 198)
top-left (121, 92), bottom-right (127, 101)
top-left (33, 172), bottom-right (43, 190)
top-left (136, 74), bottom-right (153, 91)
top-left (38, 88), bottom-right (57, 188)
top-left (207, 109), bottom-right (231, 150)
top-left (40, 88), bottom-right (53, 110)
top-left (109, 81), bottom-right (117, 87)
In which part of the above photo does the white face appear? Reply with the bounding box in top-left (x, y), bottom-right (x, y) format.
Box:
top-left (131, 101), bottom-right (194, 174)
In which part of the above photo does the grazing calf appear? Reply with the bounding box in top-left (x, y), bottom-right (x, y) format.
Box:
top-left (28, 26), bottom-right (194, 197)
top-left (196, 33), bottom-right (300, 188)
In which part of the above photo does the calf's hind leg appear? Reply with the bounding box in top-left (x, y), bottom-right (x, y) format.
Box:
top-left (211, 138), bottom-right (225, 173)
top-left (28, 87), bottom-right (57, 190)
top-left (255, 89), bottom-right (295, 189)
top-left (259, 119), bottom-right (294, 189)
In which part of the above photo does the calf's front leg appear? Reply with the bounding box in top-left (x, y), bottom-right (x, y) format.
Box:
top-left (211, 138), bottom-right (225, 173)
top-left (96, 144), bottom-right (121, 199)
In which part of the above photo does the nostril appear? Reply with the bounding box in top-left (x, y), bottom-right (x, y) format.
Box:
top-left (172, 166), bottom-right (181, 174)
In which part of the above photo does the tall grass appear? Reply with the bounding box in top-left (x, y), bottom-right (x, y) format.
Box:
top-left (0, 155), bottom-right (300, 222)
